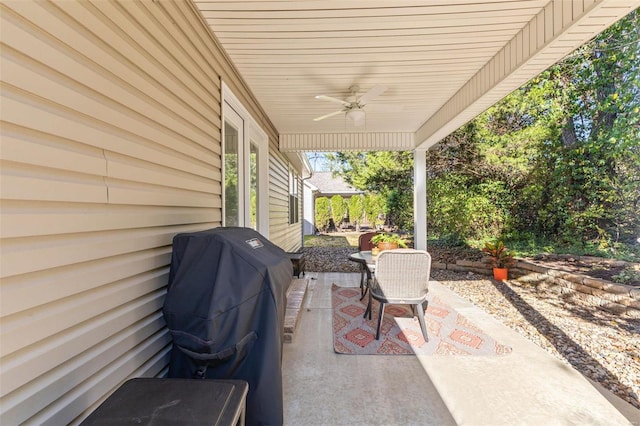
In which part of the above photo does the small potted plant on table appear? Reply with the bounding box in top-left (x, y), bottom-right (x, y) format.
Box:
top-left (482, 239), bottom-right (516, 281)
top-left (371, 232), bottom-right (408, 254)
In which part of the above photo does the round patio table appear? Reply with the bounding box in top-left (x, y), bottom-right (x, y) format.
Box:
top-left (348, 251), bottom-right (377, 318)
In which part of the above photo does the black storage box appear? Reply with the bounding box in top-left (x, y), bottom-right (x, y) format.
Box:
top-left (163, 227), bottom-right (292, 426)
top-left (80, 378), bottom-right (248, 425)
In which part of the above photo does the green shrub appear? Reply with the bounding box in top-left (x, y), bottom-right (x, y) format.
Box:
top-left (315, 197), bottom-right (331, 232)
top-left (612, 266), bottom-right (640, 285)
top-left (364, 193), bottom-right (386, 227)
top-left (330, 195), bottom-right (346, 225)
top-left (348, 194), bottom-right (365, 225)
top-left (385, 189), bottom-right (413, 231)
top-left (427, 176), bottom-right (510, 241)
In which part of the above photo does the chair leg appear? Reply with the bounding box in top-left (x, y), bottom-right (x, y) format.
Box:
top-left (359, 269), bottom-right (369, 301)
top-left (415, 302), bottom-right (429, 342)
top-left (375, 302), bottom-right (385, 340)
top-left (363, 282), bottom-right (373, 320)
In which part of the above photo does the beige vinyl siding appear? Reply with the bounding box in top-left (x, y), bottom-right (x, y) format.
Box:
top-left (268, 147), bottom-right (303, 252)
top-left (0, 1), bottom-right (296, 424)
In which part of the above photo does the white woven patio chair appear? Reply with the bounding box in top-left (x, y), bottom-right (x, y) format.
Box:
top-left (370, 249), bottom-right (431, 341)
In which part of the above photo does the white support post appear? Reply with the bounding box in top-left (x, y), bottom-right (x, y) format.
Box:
top-left (413, 150), bottom-right (427, 250)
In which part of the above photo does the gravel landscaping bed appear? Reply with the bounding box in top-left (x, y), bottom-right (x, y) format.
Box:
top-left (301, 247), bottom-right (360, 273)
top-left (435, 269), bottom-right (640, 410)
top-left (302, 246), bottom-right (640, 409)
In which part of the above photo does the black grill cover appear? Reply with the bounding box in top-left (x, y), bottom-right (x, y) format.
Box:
top-left (163, 227), bottom-right (292, 426)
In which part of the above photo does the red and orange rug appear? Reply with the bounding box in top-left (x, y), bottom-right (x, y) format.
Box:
top-left (332, 284), bottom-right (513, 355)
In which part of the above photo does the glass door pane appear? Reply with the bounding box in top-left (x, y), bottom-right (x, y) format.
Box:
top-left (249, 142), bottom-right (259, 230)
top-left (222, 84), bottom-right (267, 235)
top-left (224, 119), bottom-right (241, 226)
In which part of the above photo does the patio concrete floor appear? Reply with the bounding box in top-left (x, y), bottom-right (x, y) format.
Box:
top-left (282, 272), bottom-right (640, 426)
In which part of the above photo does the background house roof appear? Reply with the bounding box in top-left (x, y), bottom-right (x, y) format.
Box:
top-left (306, 172), bottom-right (363, 197)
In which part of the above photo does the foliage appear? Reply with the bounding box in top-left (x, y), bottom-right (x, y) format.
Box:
top-left (324, 11), bottom-right (639, 260)
top-left (385, 189), bottom-right (413, 231)
top-left (224, 153), bottom-right (239, 226)
top-left (314, 197), bottom-right (331, 232)
top-left (523, 11), bottom-right (640, 247)
top-left (328, 151), bottom-right (414, 230)
top-left (482, 240), bottom-right (516, 268)
top-left (371, 232), bottom-right (409, 248)
top-left (364, 193), bottom-right (386, 227)
top-left (249, 150), bottom-right (258, 229)
top-left (304, 234), bottom-right (358, 248)
top-left (330, 195), bottom-right (347, 224)
top-left (482, 234), bottom-right (640, 262)
top-left (611, 266), bottom-right (640, 285)
top-left (329, 151), bottom-right (414, 192)
top-left (427, 174), bottom-right (509, 240)
top-left (427, 11), bottom-right (639, 254)
top-left (348, 194), bottom-right (365, 225)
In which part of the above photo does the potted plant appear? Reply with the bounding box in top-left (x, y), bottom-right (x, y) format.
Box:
top-left (482, 240), bottom-right (516, 281)
top-left (371, 232), bottom-right (408, 253)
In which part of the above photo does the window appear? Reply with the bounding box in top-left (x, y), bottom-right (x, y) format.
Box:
top-left (223, 111), bottom-right (242, 227)
top-left (249, 141), bottom-right (259, 229)
top-left (222, 83), bottom-right (268, 235)
top-left (289, 167), bottom-right (299, 224)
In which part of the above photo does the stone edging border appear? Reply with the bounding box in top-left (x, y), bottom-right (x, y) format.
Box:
top-left (432, 259), bottom-right (639, 318)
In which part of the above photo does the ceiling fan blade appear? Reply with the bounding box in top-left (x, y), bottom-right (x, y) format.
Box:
top-left (315, 95), bottom-right (350, 107)
top-left (358, 85), bottom-right (387, 104)
top-left (313, 110), bottom-right (344, 121)
top-left (367, 103), bottom-right (403, 113)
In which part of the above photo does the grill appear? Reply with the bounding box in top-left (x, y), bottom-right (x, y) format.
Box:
top-left (163, 227), bottom-right (292, 425)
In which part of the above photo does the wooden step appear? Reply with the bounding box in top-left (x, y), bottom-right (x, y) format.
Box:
top-left (284, 278), bottom-right (308, 343)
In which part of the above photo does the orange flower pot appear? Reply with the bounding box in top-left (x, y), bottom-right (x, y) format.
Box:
top-left (377, 242), bottom-right (398, 252)
top-left (493, 267), bottom-right (508, 281)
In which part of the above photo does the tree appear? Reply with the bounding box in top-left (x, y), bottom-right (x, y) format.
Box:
top-left (348, 195), bottom-right (365, 226)
top-left (530, 11), bottom-right (640, 246)
top-left (328, 151), bottom-right (414, 230)
top-left (327, 11), bottom-right (639, 250)
top-left (426, 10), bottom-right (639, 248)
top-left (314, 197), bottom-right (331, 232)
top-left (364, 193), bottom-right (386, 227)
top-left (330, 195), bottom-right (347, 225)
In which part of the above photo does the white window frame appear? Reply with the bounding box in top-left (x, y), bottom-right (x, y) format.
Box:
top-left (222, 82), bottom-right (269, 237)
top-left (289, 166), bottom-right (300, 225)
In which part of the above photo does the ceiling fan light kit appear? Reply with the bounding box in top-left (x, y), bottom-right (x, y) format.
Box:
top-left (346, 108), bottom-right (365, 122)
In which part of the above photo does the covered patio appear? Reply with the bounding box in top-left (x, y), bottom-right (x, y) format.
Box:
top-left (283, 272), bottom-right (638, 425)
top-left (1, 1), bottom-right (639, 424)
top-left (202, 4), bottom-right (640, 419)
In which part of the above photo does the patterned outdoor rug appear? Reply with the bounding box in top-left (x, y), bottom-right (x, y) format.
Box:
top-left (332, 284), bottom-right (513, 355)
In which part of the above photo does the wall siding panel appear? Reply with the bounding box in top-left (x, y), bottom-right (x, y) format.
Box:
top-left (0, 1), bottom-right (296, 424)
top-left (267, 148), bottom-right (302, 251)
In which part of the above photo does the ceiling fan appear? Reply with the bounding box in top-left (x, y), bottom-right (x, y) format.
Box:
top-left (313, 85), bottom-right (400, 126)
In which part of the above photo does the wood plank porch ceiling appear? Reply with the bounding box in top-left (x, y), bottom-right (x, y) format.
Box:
top-left (192, 0), bottom-right (639, 152)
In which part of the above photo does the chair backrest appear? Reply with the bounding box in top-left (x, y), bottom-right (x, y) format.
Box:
top-left (358, 232), bottom-right (380, 251)
top-left (374, 249), bottom-right (431, 299)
